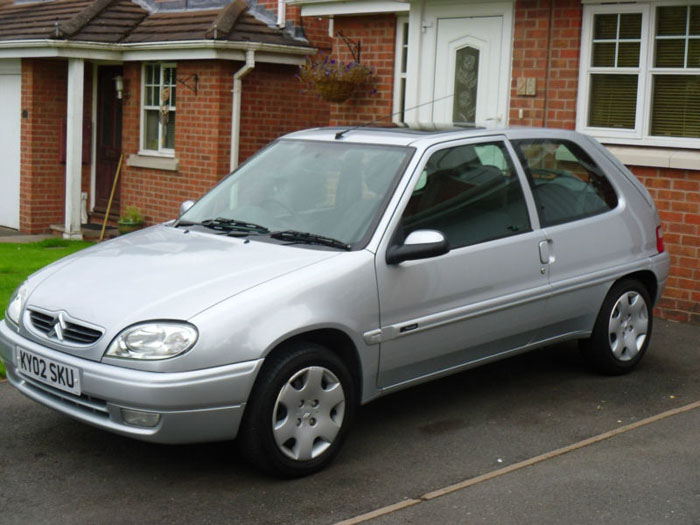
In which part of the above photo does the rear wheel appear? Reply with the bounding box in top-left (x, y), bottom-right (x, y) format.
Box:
top-left (581, 279), bottom-right (653, 375)
top-left (238, 342), bottom-right (356, 477)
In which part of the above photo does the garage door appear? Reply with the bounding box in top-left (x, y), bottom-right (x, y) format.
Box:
top-left (0, 59), bottom-right (21, 230)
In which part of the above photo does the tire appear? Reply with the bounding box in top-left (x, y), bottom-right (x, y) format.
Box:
top-left (238, 341), bottom-right (356, 477)
top-left (581, 279), bottom-right (653, 375)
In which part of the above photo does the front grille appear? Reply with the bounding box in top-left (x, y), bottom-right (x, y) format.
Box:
top-left (19, 373), bottom-right (109, 419)
top-left (28, 309), bottom-right (103, 345)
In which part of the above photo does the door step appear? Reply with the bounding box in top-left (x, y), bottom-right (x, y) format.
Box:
top-left (49, 223), bottom-right (120, 240)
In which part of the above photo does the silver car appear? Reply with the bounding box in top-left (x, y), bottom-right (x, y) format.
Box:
top-left (0, 127), bottom-right (669, 476)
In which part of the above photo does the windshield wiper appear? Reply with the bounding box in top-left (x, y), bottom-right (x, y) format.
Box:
top-left (197, 217), bottom-right (270, 234)
top-left (270, 230), bottom-right (352, 251)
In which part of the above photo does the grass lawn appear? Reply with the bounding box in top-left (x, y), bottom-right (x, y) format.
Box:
top-left (0, 238), bottom-right (93, 378)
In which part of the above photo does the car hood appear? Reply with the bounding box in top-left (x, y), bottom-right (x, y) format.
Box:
top-left (25, 225), bottom-right (339, 330)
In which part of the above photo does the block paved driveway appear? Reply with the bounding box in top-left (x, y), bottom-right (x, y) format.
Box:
top-left (0, 319), bottom-right (698, 524)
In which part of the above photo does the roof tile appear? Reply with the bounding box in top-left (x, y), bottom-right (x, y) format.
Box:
top-left (0, 0), bottom-right (309, 47)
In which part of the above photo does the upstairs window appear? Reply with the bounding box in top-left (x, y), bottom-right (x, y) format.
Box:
top-left (578, 3), bottom-right (700, 147)
top-left (142, 63), bottom-right (176, 155)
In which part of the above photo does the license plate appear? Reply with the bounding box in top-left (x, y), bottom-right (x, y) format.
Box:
top-left (15, 347), bottom-right (81, 396)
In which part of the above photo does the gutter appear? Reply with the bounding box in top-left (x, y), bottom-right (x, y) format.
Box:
top-left (277, 0), bottom-right (287, 27)
top-left (230, 48), bottom-right (256, 172)
top-left (0, 39), bottom-right (314, 60)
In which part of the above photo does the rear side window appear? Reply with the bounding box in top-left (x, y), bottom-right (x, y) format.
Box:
top-left (401, 142), bottom-right (531, 249)
top-left (512, 139), bottom-right (618, 227)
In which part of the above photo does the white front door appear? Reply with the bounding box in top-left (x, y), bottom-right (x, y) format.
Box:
top-left (433, 16), bottom-right (503, 126)
top-left (0, 59), bottom-right (21, 230)
top-left (404, 2), bottom-right (513, 128)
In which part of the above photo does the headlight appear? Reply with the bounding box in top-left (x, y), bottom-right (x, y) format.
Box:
top-left (6, 283), bottom-right (27, 327)
top-left (105, 322), bottom-right (198, 360)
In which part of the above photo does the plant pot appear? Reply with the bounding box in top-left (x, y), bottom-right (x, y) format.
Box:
top-left (314, 80), bottom-right (359, 103)
top-left (117, 221), bottom-right (144, 235)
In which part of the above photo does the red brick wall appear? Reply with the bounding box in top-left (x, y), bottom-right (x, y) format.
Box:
top-left (119, 59), bottom-right (329, 224)
top-left (631, 167), bottom-right (700, 324)
top-left (119, 61), bottom-right (233, 224)
top-left (19, 58), bottom-right (93, 233)
top-left (239, 62), bottom-right (330, 162)
top-left (509, 0), bottom-right (581, 129)
top-left (327, 14), bottom-right (396, 126)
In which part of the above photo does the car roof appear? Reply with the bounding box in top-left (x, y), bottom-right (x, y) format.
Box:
top-left (281, 125), bottom-right (584, 148)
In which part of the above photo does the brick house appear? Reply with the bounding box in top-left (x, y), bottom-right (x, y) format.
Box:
top-left (0, 0), bottom-right (330, 233)
top-left (0, 0), bottom-right (698, 322)
top-left (285, 0), bottom-right (700, 322)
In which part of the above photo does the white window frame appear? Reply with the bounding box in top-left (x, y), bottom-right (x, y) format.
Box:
top-left (577, 1), bottom-right (700, 149)
top-left (140, 62), bottom-right (177, 157)
top-left (392, 16), bottom-right (409, 125)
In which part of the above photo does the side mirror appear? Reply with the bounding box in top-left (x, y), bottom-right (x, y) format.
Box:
top-left (179, 200), bottom-right (195, 217)
top-left (386, 229), bottom-right (450, 265)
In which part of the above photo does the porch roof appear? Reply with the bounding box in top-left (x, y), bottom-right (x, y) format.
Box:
top-left (0, 0), bottom-right (309, 48)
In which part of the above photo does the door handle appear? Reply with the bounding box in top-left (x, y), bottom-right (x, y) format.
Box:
top-left (538, 240), bottom-right (554, 265)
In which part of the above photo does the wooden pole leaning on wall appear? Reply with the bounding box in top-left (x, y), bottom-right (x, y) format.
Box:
top-left (99, 153), bottom-right (124, 242)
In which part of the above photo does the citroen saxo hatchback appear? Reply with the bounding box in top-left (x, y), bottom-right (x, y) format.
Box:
top-left (1, 127), bottom-right (669, 476)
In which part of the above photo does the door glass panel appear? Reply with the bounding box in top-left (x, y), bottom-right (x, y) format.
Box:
top-left (402, 142), bottom-right (531, 248)
top-left (512, 139), bottom-right (618, 227)
top-left (453, 46), bottom-right (479, 124)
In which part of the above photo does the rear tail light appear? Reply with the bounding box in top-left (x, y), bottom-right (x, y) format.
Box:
top-left (656, 226), bottom-right (665, 253)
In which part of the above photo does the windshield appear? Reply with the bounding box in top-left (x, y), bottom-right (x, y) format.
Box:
top-left (180, 139), bottom-right (414, 247)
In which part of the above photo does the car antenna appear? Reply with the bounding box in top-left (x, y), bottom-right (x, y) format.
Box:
top-left (334, 93), bottom-right (463, 140)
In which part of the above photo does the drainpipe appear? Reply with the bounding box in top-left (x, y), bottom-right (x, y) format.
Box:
top-left (277, 0), bottom-right (286, 28)
top-left (230, 48), bottom-right (256, 172)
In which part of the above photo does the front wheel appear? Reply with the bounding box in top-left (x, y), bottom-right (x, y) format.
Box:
top-left (238, 342), bottom-right (356, 477)
top-left (581, 279), bottom-right (653, 375)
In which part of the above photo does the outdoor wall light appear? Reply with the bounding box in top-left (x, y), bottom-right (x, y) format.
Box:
top-left (114, 75), bottom-right (124, 100)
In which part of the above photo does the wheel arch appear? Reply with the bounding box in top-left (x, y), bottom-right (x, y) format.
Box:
top-left (261, 328), bottom-right (364, 402)
top-left (615, 270), bottom-right (659, 305)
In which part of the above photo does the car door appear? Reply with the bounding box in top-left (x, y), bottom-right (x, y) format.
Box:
top-left (510, 137), bottom-right (624, 338)
top-left (374, 137), bottom-right (550, 389)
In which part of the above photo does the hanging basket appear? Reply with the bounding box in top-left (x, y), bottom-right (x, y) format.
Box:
top-left (298, 57), bottom-right (375, 104)
top-left (314, 79), bottom-right (359, 103)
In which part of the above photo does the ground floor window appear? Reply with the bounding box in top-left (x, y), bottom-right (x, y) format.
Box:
top-left (142, 63), bottom-right (176, 154)
top-left (578, 3), bottom-right (700, 147)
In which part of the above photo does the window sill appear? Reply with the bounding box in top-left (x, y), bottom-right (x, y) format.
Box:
top-left (604, 145), bottom-right (700, 171)
top-left (126, 154), bottom-right (179, 172)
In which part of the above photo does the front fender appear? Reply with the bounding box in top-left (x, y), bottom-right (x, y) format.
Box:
top-left (189, 250), bottom-right (381, 401)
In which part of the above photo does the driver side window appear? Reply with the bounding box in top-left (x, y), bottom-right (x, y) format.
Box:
top-left (401, 142), bottom-right (531, 249)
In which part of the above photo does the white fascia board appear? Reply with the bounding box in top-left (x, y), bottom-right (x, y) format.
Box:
top-left (253, 51), bottom-right (309, 65)
top-left (0, 39), bottom-right (314, 63)
top-left (0, 40), bottom-right (121, 60)
top-left (120, 41), bottom-right (314, 62)
top-left (292, 1), bottom-right (409, 17)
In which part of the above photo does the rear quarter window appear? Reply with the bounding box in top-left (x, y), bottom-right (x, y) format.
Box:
top-left (512, 139), bottom-right (618, 227)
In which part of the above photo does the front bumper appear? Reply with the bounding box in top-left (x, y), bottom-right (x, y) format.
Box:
top-left (0, 320), bottom-right (263, 444)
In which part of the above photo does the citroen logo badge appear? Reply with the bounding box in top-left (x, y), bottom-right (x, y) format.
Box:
top-left (47, 312), bottom-right (67, 341)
